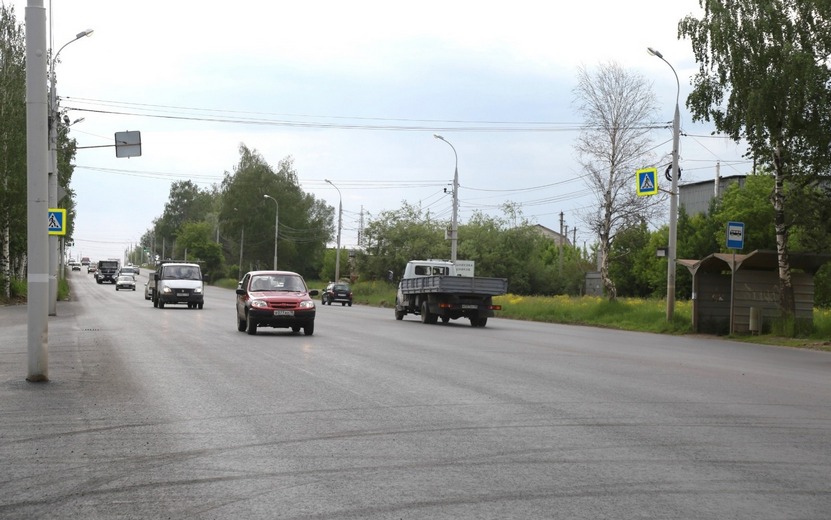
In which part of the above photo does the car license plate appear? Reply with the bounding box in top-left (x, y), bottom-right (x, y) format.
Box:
top-left (274, 310), bottom-right (294, 316)
top-left (177, 292), bottom-right (188, 297)
top-left (462, 304), bottom-right (478, 309)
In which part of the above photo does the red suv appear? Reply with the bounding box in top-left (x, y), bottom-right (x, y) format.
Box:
top-left (236, 270), bottom-right (319, 336)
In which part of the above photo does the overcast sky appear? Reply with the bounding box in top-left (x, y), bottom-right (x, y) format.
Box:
top-left (9, 0), bottom-right (751, 262)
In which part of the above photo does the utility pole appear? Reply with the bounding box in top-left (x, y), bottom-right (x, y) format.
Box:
top-left (25, 0), bottom-right (49, 382)
top-left (559, 212), bottom-right (564, 276)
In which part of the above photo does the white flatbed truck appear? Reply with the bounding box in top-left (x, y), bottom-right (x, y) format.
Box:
top-left (394, 259), bottom-right (507, 327)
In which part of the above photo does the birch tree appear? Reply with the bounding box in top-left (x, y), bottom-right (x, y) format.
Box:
top-left (0, 5), bottom-right (26, 298)
top-left (679, 0), bottom-right (831, 317)
top-left (573, 62), bottom-right (664, 300)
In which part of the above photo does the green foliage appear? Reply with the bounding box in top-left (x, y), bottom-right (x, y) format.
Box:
top-left (608, 220), bottom-right (657, 298)
top-left (355, 206), bottom-right (593, 296)
top-left (813, 264), bottom-right (831, 309)
top-left (319, 248), bottom-right (351, 282)
top-left (356, 202), bottom-right (447, 281)
top-left (680, 0), bottom-right (831, 315)
top-left (679, 1), bottom-right (831, 174)
top-left (0, 6), bottom-right (28, 290)
top-left (217, 146), bottom-right (330, 279)
top-left (711, 174), bottom-right (776, 251)
top-left (153, 180), bottom-right (216, 256)
top-left (176, 221), bottom-right (224, 281)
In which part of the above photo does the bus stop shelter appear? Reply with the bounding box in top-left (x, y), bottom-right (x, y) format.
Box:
top-left (678, 250), bottom-right (830, 335)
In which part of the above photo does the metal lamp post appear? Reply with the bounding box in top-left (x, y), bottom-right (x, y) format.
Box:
top-left (263, 194), bottom-right (278, 270)
top-left (647, 46), bottom-right (681, 322)
top-left (433, 134), bottom-right (459, 262)
top-left (48, 29), bottom-right (93, 315)
top-left (233, 207), bottom-right (244, 279)
top-left (325, 179), bottom-right (343, 281)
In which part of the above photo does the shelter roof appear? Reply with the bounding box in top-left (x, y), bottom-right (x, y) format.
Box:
top-left (679, 250), bottom-right (831, 275)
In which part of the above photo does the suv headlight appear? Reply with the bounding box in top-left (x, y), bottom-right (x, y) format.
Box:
top-left (194, 287), bottom-right (203, 294)
top-left (299, 300), bottom-right (315, 309)
top-left (251, 300), bottom-right (268, 308)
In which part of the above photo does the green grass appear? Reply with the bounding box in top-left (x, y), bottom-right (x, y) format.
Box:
top-left (492, 294), bottom-right (693, 334)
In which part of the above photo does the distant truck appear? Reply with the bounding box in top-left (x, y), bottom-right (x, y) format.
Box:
top-left (95, 259), bottom-right (120, 284)
top-left (150, 261), bottom-right (205, 309)
top-left (394, 259), bottom-right (507, 327)
top-left (80, 257), bottom-right (90, 266)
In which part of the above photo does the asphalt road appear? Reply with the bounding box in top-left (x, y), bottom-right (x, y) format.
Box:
top-left (1, 269), bottom-right (830, 519)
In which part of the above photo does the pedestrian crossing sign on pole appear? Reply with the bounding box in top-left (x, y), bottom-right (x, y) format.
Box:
top-left (636, 167), bottom-right (658, 196)
top-left (48, 208), bottom-right (66, 236)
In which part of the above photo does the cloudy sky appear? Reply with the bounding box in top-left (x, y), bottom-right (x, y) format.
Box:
top-left (10, 0), bottom-right (751, 262)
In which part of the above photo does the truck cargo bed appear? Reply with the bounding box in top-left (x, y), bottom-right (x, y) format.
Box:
top-left (399, 275), bottom-right (508, 296)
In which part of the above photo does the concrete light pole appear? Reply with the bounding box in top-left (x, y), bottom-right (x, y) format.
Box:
top-left (325, 179), bottom-right (343, 281)
top-left (263, 194), bottom-right (278, 270)
top-left (25, 0), bottom-right (49, 382)
top-left (48, 29), bottom-right (93, 316)
top-left (648, 46), bottom-right (681, 322)
top-left (433, 134), bottom-right (458, 262)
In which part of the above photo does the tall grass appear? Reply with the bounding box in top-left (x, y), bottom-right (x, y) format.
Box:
top-left (493, 294), bottom-right (693, 334)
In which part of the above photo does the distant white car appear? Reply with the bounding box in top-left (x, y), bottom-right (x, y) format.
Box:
top-left (115, 275), bottom-right (136, 291)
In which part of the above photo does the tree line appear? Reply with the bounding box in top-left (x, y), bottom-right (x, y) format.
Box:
top-left (4, 1), bottom-right (831, 314)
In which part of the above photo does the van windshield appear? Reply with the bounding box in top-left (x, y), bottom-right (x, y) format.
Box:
top-left (163, 266), bottom-right (201, 280)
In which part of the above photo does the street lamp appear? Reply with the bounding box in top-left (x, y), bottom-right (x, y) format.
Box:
top-left (648, 46), bottom-right (681, 322)
top-left (233, 208), bottom-right (244, 279)
top-left (433, 134), bottom-right (459, 262)
top-left (325, 179), bottom-right (343, 281)
top-left (48, 29), bottom-right (93, 316)
top-left (263, 194), bottom-right (278, 270)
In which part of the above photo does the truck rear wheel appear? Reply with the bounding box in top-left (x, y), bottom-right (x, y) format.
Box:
top-left (420, 301), bottom-right (437, 324)
top-left (471, 316), bottom-right (488, 327)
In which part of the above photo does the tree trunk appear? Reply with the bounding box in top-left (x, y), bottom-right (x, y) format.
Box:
top-left (598, 233), bottom-right (616, 301)
top-left (772, 144), bottom-right (795, 317)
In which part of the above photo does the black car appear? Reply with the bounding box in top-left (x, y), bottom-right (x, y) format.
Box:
top-left (322, 282), bottom-right (353, 306)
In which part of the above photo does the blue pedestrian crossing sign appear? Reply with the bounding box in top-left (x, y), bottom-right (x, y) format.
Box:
top-left (636, 167), bottom-right (658, 196)
top-left (48, 208), bottom-right (66, 236)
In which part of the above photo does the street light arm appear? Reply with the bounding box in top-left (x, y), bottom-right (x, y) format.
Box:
top-left (52, 29), bottom-right (94, 74)
top-left (324, 179), bottom-right (344, 281)
top-left (647, 47), bottom-right (679, 107)
top-left (263, 194), bottom-right (278, 270)
top-left (433, 134), bottom-right (460, 262)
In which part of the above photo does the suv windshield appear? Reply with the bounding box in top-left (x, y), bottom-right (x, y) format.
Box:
top-left (250, 275), bottom-right (305, 292)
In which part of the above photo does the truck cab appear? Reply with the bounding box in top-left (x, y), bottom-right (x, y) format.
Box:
top-left (403, 260), bottom-right (455, 278)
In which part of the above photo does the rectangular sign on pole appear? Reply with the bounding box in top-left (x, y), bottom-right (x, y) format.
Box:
top-left (636, 167), bottom-right (658, 196)
top-left (726, 221), bottom-right (745, 249)
top-left (48, 208), bottom-right (66, 236)
top-left (115, 131), bottom-right (142, 158)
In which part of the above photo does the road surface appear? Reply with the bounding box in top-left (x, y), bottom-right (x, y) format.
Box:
top-left (1, 269), bottom-right (829, 518)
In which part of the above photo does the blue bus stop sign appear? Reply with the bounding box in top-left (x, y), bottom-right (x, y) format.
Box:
top-left (726, 221), bottom-right (744, 249)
